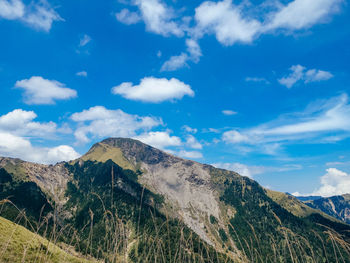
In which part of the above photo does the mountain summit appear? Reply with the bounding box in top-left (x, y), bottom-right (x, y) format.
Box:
top-left (1, 137), bottom-right (350, 262)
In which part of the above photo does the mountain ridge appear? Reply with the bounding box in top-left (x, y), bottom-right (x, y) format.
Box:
top-left (1, 137), bottom-right (350, 262)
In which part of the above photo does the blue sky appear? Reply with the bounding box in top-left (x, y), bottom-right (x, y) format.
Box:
top-left (1, 0), bottom-right (350, 197)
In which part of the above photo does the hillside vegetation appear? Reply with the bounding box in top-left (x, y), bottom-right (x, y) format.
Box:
top-left (0, 138), bottom-right (350, 262)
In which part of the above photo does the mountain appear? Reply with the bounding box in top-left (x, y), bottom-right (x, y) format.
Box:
top-left (298, 194), bottom-right (350, 224)
top-left (1, 137), bottom-right (350, 262)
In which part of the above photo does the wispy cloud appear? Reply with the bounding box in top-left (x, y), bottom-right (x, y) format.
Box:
top-left (0, 0), bottom-right (62, 31)
top-left (212, 162), bottom-right (302, 178)
top-left (222, 110), bottom-right (237, 116)
top-left (222, 94), bottom-right (350, 154)
top-left (278, 65), bottom-right (333, 88)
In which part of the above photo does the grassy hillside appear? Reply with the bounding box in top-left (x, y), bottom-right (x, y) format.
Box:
top-left (0, 216), bottom-right (96, 263)
top-left (1, 138), bottom-right (350, 262)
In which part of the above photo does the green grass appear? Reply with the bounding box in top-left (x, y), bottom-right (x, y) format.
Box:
top-left (77, 142), bottom-right (135, 171)
top-left (0, 216), bottom-right (97, 263)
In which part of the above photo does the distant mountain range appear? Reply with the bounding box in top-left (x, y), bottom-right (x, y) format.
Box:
top-left (296, 194), bottom-right (350, 224)
top-left (1, 137), bottom-right (350, 262)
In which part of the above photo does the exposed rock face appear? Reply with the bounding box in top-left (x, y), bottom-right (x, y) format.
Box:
top-left (303, 194), bottom-right (350, 224)
top-left (0, 157), bottom-right (69, 203)
top-left (100, 138), bottom-right (221, 245)
top-left (2, 137), bottom-right (350, 263)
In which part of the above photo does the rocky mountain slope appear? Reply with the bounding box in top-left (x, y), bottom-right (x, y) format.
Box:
top-left (1, 137), bottom-right (350, 262)
top-left (298, 194), bottom-right (350, 224)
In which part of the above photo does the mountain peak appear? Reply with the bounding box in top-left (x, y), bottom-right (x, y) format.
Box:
top-left (80, 137), bottom-right (182, 170)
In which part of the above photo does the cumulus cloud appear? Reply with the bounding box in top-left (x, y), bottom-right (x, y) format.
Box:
top-left (222, 94), bottom-right (350, 154)
top-left (294, 168), bottom-right (350, 197)
top-left (0, 109), bottom-right (79, 164)
top-left (194, 0), bottom-right (261, 46)
top-left (116, 8), bottom-right (141, 25)
top-left (118, 0), bottom-right (184, 37)
top-left (222, 110), bottom-right (237, 116)
top-left (112, 77), bottom-right (194, 103)
top-left (193, 0), bottom-right (342, 45)
top-left (117, 0), bottom-right (342, 71)
top-left (0, 132), bottom-right (79, 164)
top-left (185, 135), bottom-right (202, 149)
top-left (178, 150), bottom-right (203, 159)
top-left (278, 65), bottom-right (333, 88)
top-left (0, 0), bottom-right (61, 31)
top-left (134, 131), bottom-right (181, 149)
top-left (265, 0), bottom-right (342, 31)
top-left (0, 0), bottom-right (24, 19)
top-left (0, 109), bottom-right (56, 137)
top-left (71, 106), bottom-right (162, 143)
top-left (15, 76), bottom-right (77, 105)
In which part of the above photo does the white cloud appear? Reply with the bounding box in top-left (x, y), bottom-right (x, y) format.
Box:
top-left (46, 145), bottom-right (80, 163)
top-left (0, 109), bottom-right (79, 164)
top-left (116, 0), bottom-right (342, 73)
top-left (278, 65), bottom-right (333, 88)
top-left (296, 168), bottom-right (350, 197)
top-left (222, 94), bottom-right (350, 153)
top-left (278, 65), bottom-right (305, 88)
top-left (0, 0), bottom-right (61, 31)
top-left (116, 0), bottom-right (342, 75)
top-left (265, 0), bottom-right (342, 31)
top-left (182, 125), bottom-right (197, 134)
top-left (79, 34), bottom-right (91, 47)
top-left (0, 109), bottom-right (56, 137)
top-left (23, 1), bottom-right (62, 32)
top-left (71, 106), bottom-right (162, 144)
top-left (213, 162), bottom-right (264, 178)
top-left (245, 77), bottom-right (270, 84)
top-left (15, 76), bottom-right (77, 105)
top-left (213, 162), bottom-right (302, 178)
top-left (305, 69), bottom-right (334, 83)
top-left (222, 130), bottom-right (249, 143)
top-left (186, 39), bottom-right (202, 63)
top-left (222, 110), bottom-right (237, 116)
top-left (134, 131), bottom-right (182, 150)
top-left (112, 77), bottom-right (194, 103)
top-left (185, 135), bottom-right (202, 149)
top-left (161, 39), bottom-right (202, 71)
top-left (161, 53), bottom-right (188, 72)
top-left (0, 0), bottom-right (25, 19)
top-left (178, 150), bottom-right (203, 159)
top-left (194, 0), bottom-right (261, 46)
top-left (116, 8), bottom-right (141, 25)
top-left (135, 0), bottom-right (183, 37)
top-left (76, 71), bottom-right (87, 77)
top-left (0, 132), bottom-right (79, 164)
